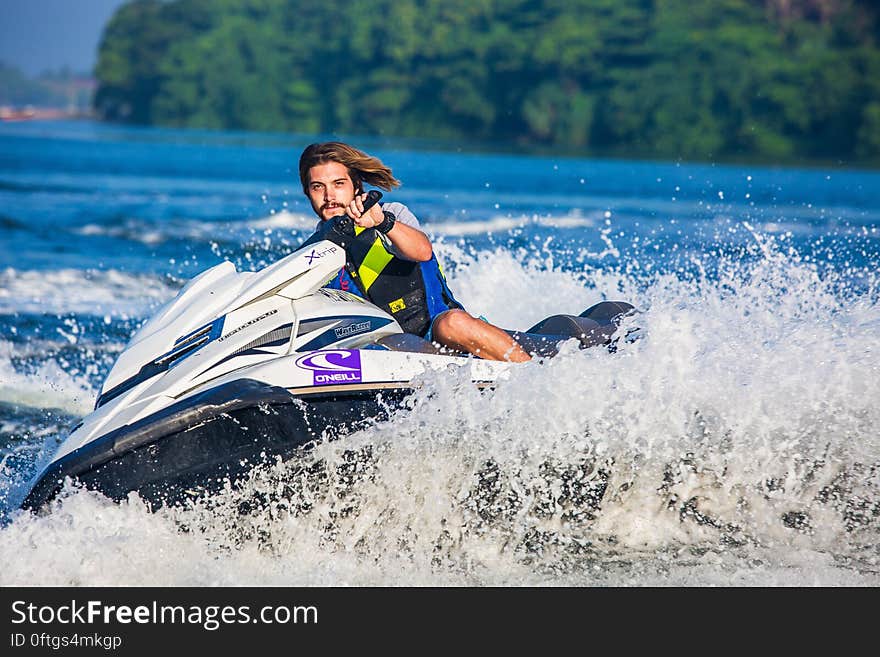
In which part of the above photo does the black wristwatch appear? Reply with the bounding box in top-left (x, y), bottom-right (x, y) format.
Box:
top-left (376, 210), bottom-right (396, 234)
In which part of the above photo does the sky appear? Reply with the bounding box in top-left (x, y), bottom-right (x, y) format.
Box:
top-left (0, 0), bottom-right (129, 76)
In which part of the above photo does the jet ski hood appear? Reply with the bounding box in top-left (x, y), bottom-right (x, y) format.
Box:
top-left (97, 241), bottom-right (347, 408)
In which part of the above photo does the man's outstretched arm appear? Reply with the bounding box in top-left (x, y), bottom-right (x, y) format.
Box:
top-left (346, 193), bottom-right (433, 262)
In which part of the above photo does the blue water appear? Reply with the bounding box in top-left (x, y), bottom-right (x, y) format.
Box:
top-left (1, 120), bottom-right (878, 585)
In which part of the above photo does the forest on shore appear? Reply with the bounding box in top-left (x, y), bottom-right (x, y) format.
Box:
top-left (93, 0), bottom-right (880, 164)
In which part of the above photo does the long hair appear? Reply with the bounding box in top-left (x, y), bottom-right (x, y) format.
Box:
top-left (298, 142), bottom-right (400, 194)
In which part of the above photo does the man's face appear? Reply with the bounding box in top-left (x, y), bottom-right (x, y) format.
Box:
top-left (306, 161), bottom-right (357, 221)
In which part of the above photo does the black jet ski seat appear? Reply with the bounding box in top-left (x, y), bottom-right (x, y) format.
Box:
top-left (374, 301), bottom-right (636, 358)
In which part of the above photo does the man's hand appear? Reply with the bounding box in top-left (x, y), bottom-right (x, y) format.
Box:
top-left (343, 193), bottom-right (433, 262)
top-left (347, 193), bottom-right (385, 228)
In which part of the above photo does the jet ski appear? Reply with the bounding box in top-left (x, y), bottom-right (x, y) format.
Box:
top-left (21, 192), bottom-right (635, 511)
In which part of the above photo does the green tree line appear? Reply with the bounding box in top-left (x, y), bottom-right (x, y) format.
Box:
top-left (93, 0), bottom-right (880, 163)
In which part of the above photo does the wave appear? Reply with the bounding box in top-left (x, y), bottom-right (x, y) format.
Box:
top-left (0, 214), bottom-right (28, 230)
top-left (72, 210), bottom-right (318, 247)
top-left (246, 210), bottom-right (321, 231)
top-left (0, 267), bottom-right (179, 316)
top-left (69, 210), bottom-right (596, 247)
top-left (0, 341), bottom-right (95, 415)
top-left (75, 220), bottom-right (181, 246)
top-left (1, 231), bottom-right (878, 585)
top-left (434, 242), bottom-right (619, 329)
top-left (73, 216), bottom-right (231, 247)
top-left (423, 212), bottom-right (599, 236)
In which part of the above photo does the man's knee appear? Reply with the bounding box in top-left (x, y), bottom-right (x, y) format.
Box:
top-left (432, 309), bottom-right (474, 341)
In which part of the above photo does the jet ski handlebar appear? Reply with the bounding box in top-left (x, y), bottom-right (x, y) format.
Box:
top-left (331, 190), bottom-right (383, 236)
top-left (300, 190), bottom-right (383, 250)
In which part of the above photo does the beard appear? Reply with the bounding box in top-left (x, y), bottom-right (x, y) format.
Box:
top-left (320, 202), bottom-right (346, 219)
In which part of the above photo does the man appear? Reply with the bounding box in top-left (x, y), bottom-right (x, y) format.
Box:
top-left (299, 141), bottom-right (530, 362)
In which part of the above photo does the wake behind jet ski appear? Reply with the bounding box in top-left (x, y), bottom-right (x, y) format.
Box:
top-left (21, 192), bottom-right (635, 512)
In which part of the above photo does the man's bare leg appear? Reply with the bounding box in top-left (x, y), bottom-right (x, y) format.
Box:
top-left (430, 309), bottom-right (531, 362)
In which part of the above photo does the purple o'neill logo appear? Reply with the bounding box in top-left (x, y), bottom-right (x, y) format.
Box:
top-left (295, 349), bottom-right (362, 386)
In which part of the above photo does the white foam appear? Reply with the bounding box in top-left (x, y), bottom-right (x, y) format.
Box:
top-left (0, 341), bottom-right (95, 415)
top-left (0, 267), bottom-right (179, 316)
top-left (423, 212), bottom-right (597, 236)
top-left (72, 211), bottom-right (318, 249)
top-left (246, 210), bottom-right (320, 231)
top-left (433, 242), bottom-right (630, 329)
top-left (76, 222), bottom-right (169, 245)
top-left (2, 234), bottom-right (878, 585)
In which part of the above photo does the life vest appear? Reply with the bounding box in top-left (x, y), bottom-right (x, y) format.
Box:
top-left (327, 225), bottom-right (463, 336)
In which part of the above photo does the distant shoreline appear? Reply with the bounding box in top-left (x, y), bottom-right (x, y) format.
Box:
top-left (2, 116), bottom-right (877, 173)
top-left (0, 106), bottom-right (95, 122)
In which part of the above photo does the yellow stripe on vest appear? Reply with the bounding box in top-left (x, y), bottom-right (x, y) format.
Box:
top-left (358, 235), bottom-right (394, 292)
